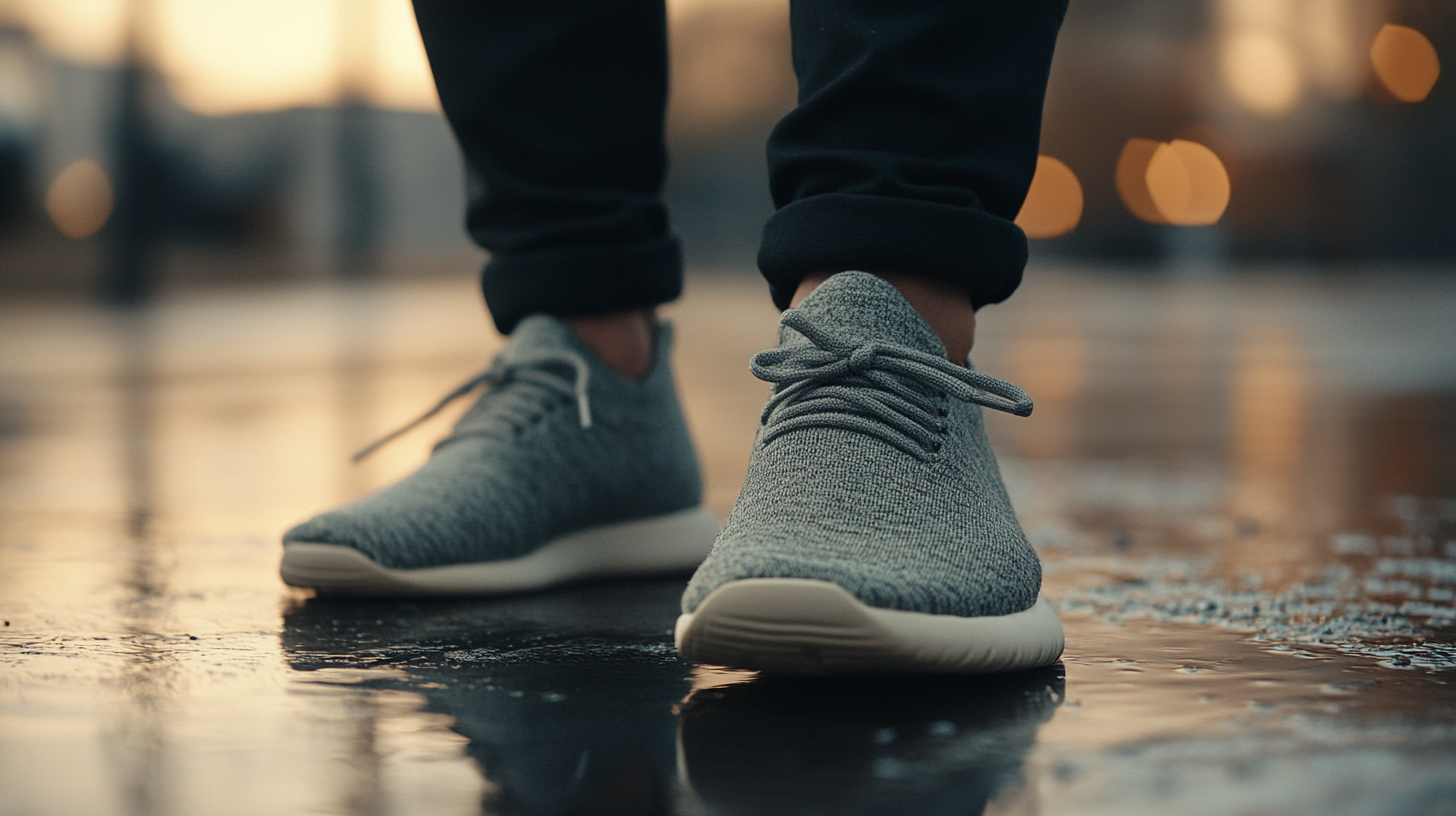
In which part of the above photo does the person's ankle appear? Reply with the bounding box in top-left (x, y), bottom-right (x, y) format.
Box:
top-left (564, 309), bottom-right (657, 380)
top-left (792, 271), bottom-right (976, 364)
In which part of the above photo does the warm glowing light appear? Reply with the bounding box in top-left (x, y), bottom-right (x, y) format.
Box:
top-left (0, 0), bottom-right (128, 65)
top-left (155, 0), bottom-right (438, 115)
top-left (666, 0), bottom-right (793, 138)
top-left (1007, 326), bottom-right (1087, 459)
top-left (1220, 0), bottom-right (1291, 32)
top-left (1146, 141), bottom-right (1231, 227)
top-left (1229, 331), bottom-right (1307, 523)
top-left (1117, 139), bottom-right (1230, 227)
top-left (1009, 330), bottom-right (1087, 404)
top-left (1115, 139), bottom-right (1169, 224)
top-left (45, 159), bottom-right (114, 239)
top-left (369, 0), bottom-right (439, 111)
top-left (1222, 30), bottom-right (1303, 115)
top-left (1174, 123), bottom-right (1239, 182)
top-left (1304, 0), bottom-right (1367, 100)
top-left (1015, 156), bottom-right (1083, 239)
top-left (1218, 0), bottom-right (1388, 106)
top-left (156, 0), bottom-right (337, 114)
top-left (2, 0), bottom-right (439, 115)
top-left (1370, 24), bottom-right (1440, 103)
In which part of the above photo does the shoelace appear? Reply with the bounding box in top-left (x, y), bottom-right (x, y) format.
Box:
top-left (750, 309), bottom-right (1033, 459)
top-left (351, 350), bottom-right (592, 461)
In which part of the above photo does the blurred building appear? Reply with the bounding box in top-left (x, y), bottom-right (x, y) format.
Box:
top-left (0, 0), bottom-right (1450, 300)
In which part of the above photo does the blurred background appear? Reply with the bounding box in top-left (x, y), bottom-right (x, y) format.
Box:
top-left (0, 0), bottom-right (1450, 298)
top-left (3, 7), bottom-right (1455, 813)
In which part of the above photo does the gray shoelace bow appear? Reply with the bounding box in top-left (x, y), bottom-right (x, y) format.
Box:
top-left (750, 309), bottom-right (1033, 459)
top-left (352, 350), bottom-right (592, 461)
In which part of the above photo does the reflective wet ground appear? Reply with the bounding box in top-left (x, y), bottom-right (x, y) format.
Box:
top-left (2, 264), bottom-right (1454, 815)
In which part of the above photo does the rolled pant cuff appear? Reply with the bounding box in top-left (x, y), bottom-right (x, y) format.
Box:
top-left (482, 236), bottom-right (683, 334)
top-left (757, 194), bottom-right (1028, 311)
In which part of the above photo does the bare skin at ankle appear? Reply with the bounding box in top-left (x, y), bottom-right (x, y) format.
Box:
top-left (792, 271), bottom-right (977, 364)
top-left (569, 269), bottom-right (971, 378)
top-left (565, 309), bottom-right (656, 380)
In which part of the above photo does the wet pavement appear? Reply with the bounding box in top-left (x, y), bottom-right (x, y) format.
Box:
top-left (2, 264), bottom-right (1454, 815)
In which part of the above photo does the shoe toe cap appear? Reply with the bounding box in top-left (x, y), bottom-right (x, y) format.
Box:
top-left (683, 540), bottom-right (1040, 618)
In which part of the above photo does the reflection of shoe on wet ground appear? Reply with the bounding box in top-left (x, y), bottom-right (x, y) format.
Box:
top-left (441, 661), bottom-right (683, 816)
top-left (281, 581), bottom-right (691, 816)
top-left (678, 666), bottom-right (1064, 815)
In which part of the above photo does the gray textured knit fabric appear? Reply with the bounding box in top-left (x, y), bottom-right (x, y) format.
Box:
top-left (284, 315), bottom-right (702, 569)
top-left (681, 271), bottom-right (1041, 618)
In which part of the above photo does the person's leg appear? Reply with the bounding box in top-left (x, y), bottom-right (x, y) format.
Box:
top-left (415, 0), bottom-right (679, 334)
top-left (760, 0), bottom-right (1068, 327)
top-left (279, 0), bottom-right (716, 595)
top-left (677, 0), bottom-right (1069, 674)
top-left (413, 0), bottom-right (679, 377)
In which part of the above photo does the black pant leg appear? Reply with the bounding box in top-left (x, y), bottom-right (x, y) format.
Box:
top-left (760, 0), bottom-right (1069, 311)
top-left (413, 0), bottom-right (678, 334)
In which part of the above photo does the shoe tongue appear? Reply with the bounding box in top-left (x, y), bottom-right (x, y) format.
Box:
top-left (783, 271), bottom-right (946, 356)
top-left (505, 314), bottom-right (587, 358)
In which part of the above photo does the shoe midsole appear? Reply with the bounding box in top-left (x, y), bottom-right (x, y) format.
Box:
top-left (280, 506), bottom-right (719, 596)
top-left (675, 578), bottom-right (1064, 674)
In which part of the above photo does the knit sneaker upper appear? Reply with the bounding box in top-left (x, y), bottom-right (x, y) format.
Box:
top-left (284, 315), bottom-right (702, 570)
top-left (681, 272), bottom-right (1040, 618)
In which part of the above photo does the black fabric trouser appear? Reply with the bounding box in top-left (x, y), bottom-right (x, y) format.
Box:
top-left (413, 0), bottom-right (1068, 334)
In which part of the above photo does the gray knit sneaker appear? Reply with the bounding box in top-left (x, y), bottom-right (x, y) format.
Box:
top-left (280, 315), bottom-right (717, 596)
top-left (676, 272), bottom-right (1063, 674)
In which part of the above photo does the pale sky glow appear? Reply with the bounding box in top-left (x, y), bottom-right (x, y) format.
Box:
top-left (3, 0), bottom-right (130, 66)
top-left (1, 0), bottom-right (778, 117)
top-left (158, 0), bottom-right (344, 114)
top-left (2, 0), bottom-right (441, 115)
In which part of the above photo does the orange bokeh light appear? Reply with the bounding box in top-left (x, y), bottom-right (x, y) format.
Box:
top-left (1116, 139), bottom-right (1231, 227)
top-left (1115, 138), bottom-right (1167, 224)
top-left (1370, 24), bottom-right (1440, 103)
top-left (45, 159), bottom-right (114, 239)
top-left (1147, 140), bottom-right (1231, 227)
top-left (1222, 30), bottom-right (1303, 115)
top-left (1016, 155), bottom-right (1083, 239)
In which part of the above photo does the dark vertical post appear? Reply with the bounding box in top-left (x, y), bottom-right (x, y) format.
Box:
top-left (335, 0), bottom-right (380, 279)
top-left (107, 0), bottom-right (163, 305)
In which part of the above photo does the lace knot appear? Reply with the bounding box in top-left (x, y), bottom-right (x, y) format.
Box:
top-left (750, 308), bottom-right (1033, 459)
top-left (848, 345), bottom-right (879, 372)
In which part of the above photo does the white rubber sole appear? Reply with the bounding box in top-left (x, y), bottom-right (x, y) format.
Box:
top-left (280, 506), bottom-right (719, 596)
top-left (675, 578), bottom-right (1064, 674)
